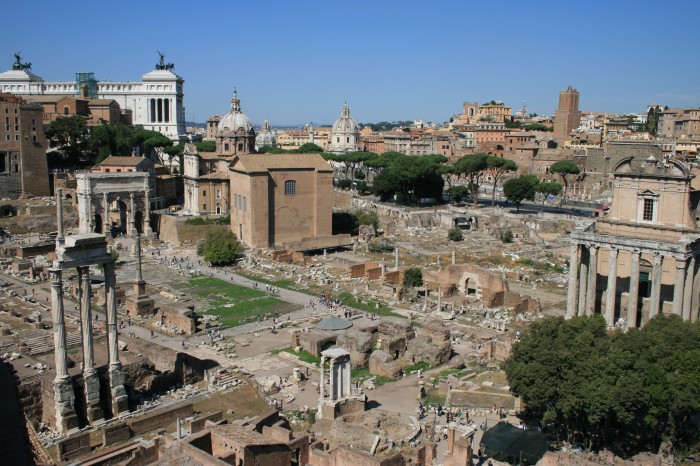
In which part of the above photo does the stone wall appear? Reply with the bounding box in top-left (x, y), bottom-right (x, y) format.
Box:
top-left (103, 422), bottom-right (131, 446)
top-left (56, 430), bottom-right (91, 461)
top-left (0, 173), bottom-right (22, 199)
top-left (189, 411), bottom-right (224, 434)
top-left (127, 401), bottom-right (193, 435)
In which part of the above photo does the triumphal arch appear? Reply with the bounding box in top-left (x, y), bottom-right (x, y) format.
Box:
top-left (76, 172), bottom-right (153, 238)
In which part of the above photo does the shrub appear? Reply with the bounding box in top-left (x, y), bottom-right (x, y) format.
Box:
top-left (368, 242), bottom-right (395, 253)
top-left (499, 228), bottom-right (514, 243)
top-left (448, 227), bottom-right (463, 242)
top-left (337, 179), bottom-right (352, 189)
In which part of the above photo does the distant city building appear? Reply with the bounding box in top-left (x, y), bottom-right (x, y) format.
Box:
top-left (553, 86), bottom-right (581, 144)
top-left (205, 115), bottom-right (222, 140)
top-left (0, 92), bottom-right (50, 198)
top-left (277, 124), bottom-right (331, 151)
top-left (0, 52), bottom-right (187, 142)
top-left (22, 87), bottom-right (126, 126)
top-left (328, 104), bottom-right (360, 154)
top-left (255, 120), bottom-right (277, 150)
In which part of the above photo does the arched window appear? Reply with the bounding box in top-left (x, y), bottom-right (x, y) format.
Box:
top-left (285, 180), bottom-right (296, 195)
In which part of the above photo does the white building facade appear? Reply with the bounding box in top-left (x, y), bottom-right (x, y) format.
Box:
top-left (0, 54), bottom-right (187, 142)
top-left (328, 104), bottom-right (360, 154)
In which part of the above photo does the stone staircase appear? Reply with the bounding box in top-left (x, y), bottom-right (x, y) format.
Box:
top-left (25, 331), bottom-right (104, 356)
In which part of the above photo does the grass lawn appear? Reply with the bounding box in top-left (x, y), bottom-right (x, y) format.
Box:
top-left (276, 347), bottom-right (321, 366)
top-left (337, 292), bottom-right (402, 318)
top-left (350, 367), bottom-right (393, 387)
top-left (186, 276), bottom-right (301, 328)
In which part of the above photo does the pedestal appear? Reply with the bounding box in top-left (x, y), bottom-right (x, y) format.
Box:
top-left (125, 281), bottom-right (155, 317)
top-left (54, 378), bottom-right (79, 432)
top-left (84, 370), bottom-right (103, 423)
top-left (109, 365), bottom-right (128, 416)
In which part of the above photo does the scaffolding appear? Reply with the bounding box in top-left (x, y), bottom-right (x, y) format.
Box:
top-left (75, 72), bottom-right (97, 98)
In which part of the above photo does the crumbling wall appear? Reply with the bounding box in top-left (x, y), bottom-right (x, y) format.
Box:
top-left (336, 329), bottom-right (372, 368)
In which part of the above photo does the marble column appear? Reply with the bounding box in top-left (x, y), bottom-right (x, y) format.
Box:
top-left (129, 193), bottom-right (136, 236)
top-left (682, 257), bottom-right (695, 321)
top-left (672, 257), bottom-right (686, 317)
top-left (452, 249), bottom-right (456, 265)
top-left (604, 248), bottom-right (618, 327)
top-left (437, 255), bottom-right (441, 271)
top-left (328, 357), bottom-right (335, 401)
top-left (56, 189), bottom-right (64, 246)
top-left (144, 189), bottom-right (152, 237)
top-left (691, 261), bottom-right (700, 323)
top-left (49, 267), bottom-right (76, 432)
top-left (577, 247), bottom-right (588, 316)
top-left (78, 266), bottom-right (102, 422)
top-left (104, 261), bottom-right (127, 415)
top-left (566, 243), bottom-right (580, 319)
top-left (627, 251), bottom-right (641, 329)
top-left (649, 254), bottom-right (663, 321)
top-left (103, 192), bottom-right (111, 238)
top-left (319, 356), bottom-right (325, 398)
top-left (586, 246), bottom-right (598, 316)
top-left (394, 248), bottom-right (399, 269)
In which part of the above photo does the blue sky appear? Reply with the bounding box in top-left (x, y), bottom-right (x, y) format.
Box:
top-left (3, 0), bottom-right (700, 125)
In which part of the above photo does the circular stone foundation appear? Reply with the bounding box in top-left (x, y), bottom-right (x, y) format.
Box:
top-left (328, 410), bottom-right (420, 453)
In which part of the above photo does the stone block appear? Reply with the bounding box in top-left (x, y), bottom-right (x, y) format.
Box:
top-left (369, 350), bottom-right (401, 379)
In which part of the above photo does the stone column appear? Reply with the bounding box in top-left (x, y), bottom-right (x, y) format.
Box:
top-left (604, 248), bottom-right (618, 327)
top-left (319, 356), bottom-right (325, 398)
top-left (692, 260), bottom-right (700, 323)
top-left (394, 248), bottom-right (399, 269)
top-left (566, 243), bottom-right (580, 319)
top-left (452, 249), bottom-right (456, 265)
top-left (682, 257), bottom-right (695, 321)
top-left (328, 357), bottom-right (335, 401)
top-left (423, 286), bottom-right (428, 312)
top-left (144, 189), bottom-right (152, 237)
top-left (56, 189), bottom-right (64, 247)
top-left (103, 192), bottom-right (111, 238)
top-left (129, 193), bottom-right (136, 236)
top-left (627, 251), bottom-right (641, 329)
top-left (78, 266), bottom-right (102, 422)
top-left (585, 246), bottom-right (598, 316)
top-left (343, 355), bottom-right (351, 397)
top-left (649, 254), bottom-right (663, 321)
top-left (437, 285), bottom-right (442, 311)
top-left (49, 267), bottom-right (77, 432)
top-left (437, 254), bottom-right (441, 272)
top-left (87, 196), bottom-right (94, 233)
top-left (577, 247), bottom-right (588, 316)
top-left (104, 261), bottom-right (127, 415)
top-left (672, 257), bottom-right (686, 317)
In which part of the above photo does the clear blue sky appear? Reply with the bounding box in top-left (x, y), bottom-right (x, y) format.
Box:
top-left (4, 0), bottom-right (700, 126)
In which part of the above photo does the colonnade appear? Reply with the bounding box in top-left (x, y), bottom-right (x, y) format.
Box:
top-left (51, 190), bottom-right (128, 432)
top-left (148, 97), bottom-right (172, 123)
top-left (566, 242), bottom-right (700, 328)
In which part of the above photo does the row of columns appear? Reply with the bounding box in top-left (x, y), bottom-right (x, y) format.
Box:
top-left (49, 259), bottom-right (127, 431)
top-left (318, 354), bottom-right (352, 402)
top-left (149, 97), bottom-right (171, 123)
top-left (566, 243), bottom-right (699, 328)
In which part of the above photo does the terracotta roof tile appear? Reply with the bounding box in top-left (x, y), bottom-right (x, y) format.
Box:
top-left (232, 153), bottom-right (331, 173)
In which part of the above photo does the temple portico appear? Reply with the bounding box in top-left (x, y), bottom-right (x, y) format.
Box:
top-left (317, 347), bottom-right (366, 420)
top-left (566, 156), bottom-right (700, 329)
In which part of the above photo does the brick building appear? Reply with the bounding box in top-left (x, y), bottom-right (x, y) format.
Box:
top-left (0, 92), bottom-right (50, 198)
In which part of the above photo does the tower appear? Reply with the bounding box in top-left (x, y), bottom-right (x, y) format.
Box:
top-left (553, 86), bottom-right (581, 144)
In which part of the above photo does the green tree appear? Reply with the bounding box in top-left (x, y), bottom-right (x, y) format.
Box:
top-left (196, 140), bottom-right (217, 152)
top-left (523, 123), bottom-right (553, 132)
top-left (372, 154), bottom-right (446, 204)
top-left (646, 105), bottom-right (660, 136)
top-left (337, 179), bottom-right (352, 189)
top-left (447, 185), bottom-right (469, 203)
top-left (46, 116), bottom-right (89, 166)
top-left (453, 153), bottom-right (488, 207)
top-left (88, 122), bottom-right (135, 164)
top-left (133, 130), bottom-right (172, 160)
top-left (354, 170), bottom-right (366, 180)
top-left (486, 156), bottom-right (518, 205)
top-left (447, 227), bottom-right (463, 241)
top-left (503, 175), bottom-right (537, 211)
top-left (403, 268), bottom-right (423, 288)
top-left (536, 181), bottom-right (562, 210)
top-left (258, 145), bottom-right (287, 154)
top-left (200, 228), bottom-right (245, 266)
top-left (296, 142), bottom-right (323, 153)
top-left (548, 160), bottom-right (580, 204)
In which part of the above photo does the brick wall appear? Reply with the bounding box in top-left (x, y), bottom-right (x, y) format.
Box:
top-left (0, 173), bottom-right (22, 199)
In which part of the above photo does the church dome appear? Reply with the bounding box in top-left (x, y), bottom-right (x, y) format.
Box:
top-left (255, 120), bottom-right (276, 148)
top-left (332, 103), bottom-right (359, 133)
top-left (217, 90), bottom-right (253, 133)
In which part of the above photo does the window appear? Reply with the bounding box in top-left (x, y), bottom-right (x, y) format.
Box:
top-left (203, 190), bottom-right (207, 197)
top-left (243, 196), bottom-right (246, 211)
top-left (642, 198), bottom-right (654, 221)
top-left (224, 143), bottom-right (230, 152)
top-left (216, 189), bottom-right (221, 199)
top-left (203, 204), bottom-right (207, 210)
top-left (285, 180), bottom-right (296, 195)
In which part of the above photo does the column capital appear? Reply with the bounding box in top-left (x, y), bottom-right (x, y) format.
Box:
top-left (608, 248), bottom-right (618, 259)
top-left (631, 250), bottom-right (641, 262)
top-left (653, 254), bottom-right (663, 266)
top-left (675, 257), bottom-right (688, 269)
top-left (589, 245), bottom-right (599, 256)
